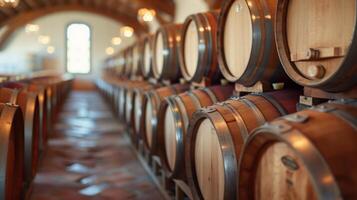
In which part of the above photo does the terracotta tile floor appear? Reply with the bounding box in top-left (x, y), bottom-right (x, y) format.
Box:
top-left (31, 91), bottom-right (163, 200)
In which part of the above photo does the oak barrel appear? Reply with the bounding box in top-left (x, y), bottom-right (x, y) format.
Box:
top-left (0, 103), bottom-right (25, 200)
top-left (179, 11), bottom-right (222, 83)
top-left (185, 90), bottom-right (300, 200)
top-left (0, 88), bottom-right (40, 188)
top-left (131, 83), bottom-right (161, 142)
top-left (124, 47), bottom-right (133, 77)
top-left (158, 85), bottom-right (234, 180)
top-left (141, 84), bottom-right (190, 154)
top-left (238, 100), bottom-right (357, 199)
top-left (217, 0), bottom-right (287, 86)
top-left (275, 0), bottom-right (357, 92)
top-left (153, 24), bottom-right (183, 81)
top-left (140, 34), bottom-right (155, 78)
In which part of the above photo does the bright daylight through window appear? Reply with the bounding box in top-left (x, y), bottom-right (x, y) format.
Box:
top-left (66, 23), bottom-right (91, 74)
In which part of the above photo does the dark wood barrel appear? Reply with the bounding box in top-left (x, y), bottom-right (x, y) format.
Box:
top-left (131, 83), bottom-right (161, 144)
top-left (0, 103), bottom-right (25, 200)
top-left (238, 100), bottom-right (357, 200)
top-left (115, 52), bottom-right (126, 76)
top-left (180, 11), bottom-right (222, 83)
top-left (152, 24), bottom-right (183, 81)
top-left (275, 0), bottom-right (357, 92)
top-left (141, 84), bottom-right (190, 154)
top-left (131, 40), bottom-right (142, 77)
top-left (0, 88), bottom-right (40, 189)
top-left (124, 81), bottom-right (151, 126)
top-left (140, 34), bottom-right (155, 78)
top-left (158, 85), bottom-right (234, 180)
top-left (217, 0), bottom-right (287, 86)
top-left (185, 90), bottom-right (300, 200)
top-left (124, 47), bottom-right (133, 77)
top-left (26, 84), bottom-right (48, 152)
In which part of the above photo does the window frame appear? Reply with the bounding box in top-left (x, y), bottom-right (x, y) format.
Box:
top-left (65, 22), bottom-right (92, 74)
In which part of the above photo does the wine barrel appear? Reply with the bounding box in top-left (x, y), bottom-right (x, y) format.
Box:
top-left (185, 90), bottom-right (299, 200)
top-left (4, 82), bottom-right (49, 152)
top-left (131, 41), bottom-right (142, 77)
top-left (0, 103), bottom-right (25, 200)
top-left (180, 11), bottom-right (222, 83)
top-left (238, 100), bottom-right (357, 200)
top-left (140, 34), bottom-right (155, 78)
top-left (26, 84), bottom-right (48, 151)
top-left (124, 81), bottom-right (151, 126)
top-left (141, 84), bottom-right (190, 154)
top-left (132, 83), bottom-right (161, 142)
top-left (0, 88), bottom-right (40, 189)
top-left (275, 0), bottom-right (357, 92)
top-left (158, 85), bottom-right (234, 180)
top-left (124, 47), bottom-right (133, 77)
top-left (153, 24), bottom-right (183, 81)
top-left (217, 0), bottom-right (287, 86)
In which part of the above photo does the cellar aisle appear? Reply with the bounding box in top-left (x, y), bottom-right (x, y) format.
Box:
top-left (30, 91), bottom-right (163, 200)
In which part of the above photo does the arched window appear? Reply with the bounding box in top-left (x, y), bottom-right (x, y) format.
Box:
top-left (66, 23), bottom-right (91, 74)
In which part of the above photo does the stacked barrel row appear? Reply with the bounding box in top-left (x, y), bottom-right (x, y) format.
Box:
top-left (0, 74), bottom-right (73, 200)
top-left (99, 0), bottom-right (357, 199)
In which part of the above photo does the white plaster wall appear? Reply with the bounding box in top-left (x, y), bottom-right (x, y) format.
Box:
top-left (0, 11), bottom-right (135, 79)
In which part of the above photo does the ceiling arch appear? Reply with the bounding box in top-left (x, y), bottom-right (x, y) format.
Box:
top-left (0, 0), bottom-right (175, 50)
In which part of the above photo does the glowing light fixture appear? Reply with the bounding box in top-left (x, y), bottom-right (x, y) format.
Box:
top-left (111, 37), bottom-right (122, 46)
top-left (120, 26), bottom-right (134, 38)
top-left (47, 46), bottom-right (55, 54)
top-left (38, 35), bottom-right (50, 45)
top-left (138, 8), bottom-right (156, 22)
top-left (25, 24), bottom-right (40, 33)
top-left (0, 0), bottom-right (19, 7)
top-left (106, 47), bottom-right (114, 55)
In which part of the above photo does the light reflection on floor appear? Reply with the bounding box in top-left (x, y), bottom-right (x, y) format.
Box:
top-left (30, 91), bottom-right (163, 200)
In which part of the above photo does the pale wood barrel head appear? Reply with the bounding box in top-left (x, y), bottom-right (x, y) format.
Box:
top-left (194, 119), bottom-right (225, 200)
top-left (223, 0), bottom-right (252, 79)
top-left (255, 142), bottom-right (317, 200)
top-left (184, 20), bottom-right (200, 79)
top-left (155, 32), bottom-right (165, 76)
top-left (144, 41), bottom-right (151, 76)
top-left (285, 0), bottom-right (355, 84)
top-left (145, 99), bottom-right (154, 147)
top-left (134, 93), bottom-right (142, 132)
top-left (164, 106), bottom-right (177, 171)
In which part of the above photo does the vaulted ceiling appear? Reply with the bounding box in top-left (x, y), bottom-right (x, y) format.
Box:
top-left (0, 0), bottom-right (176, 34)
top-left (0, 0), bottom-right (175, 49)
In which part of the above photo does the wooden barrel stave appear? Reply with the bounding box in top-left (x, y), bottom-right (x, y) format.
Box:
top-left (141, 84), bottom-right (190, 154)
top-left (180, 11), bottom-right (222, 83)
top-left (275, 0), bottom-right (357, 92)
top-left (185, 90), bottom-right (300, 200)
top-left (158, 85), bottom-right (234, 180)
top-left (0, 88), bottom-right (40, 188)
top-left (0, 103), bottom-right (25, 200)
top-left (238, 101), bottom-right (357, 199)
top-left (217, 0), bottom-right (288, 86)
top-left (153, 24), bottom-right (183, 81)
